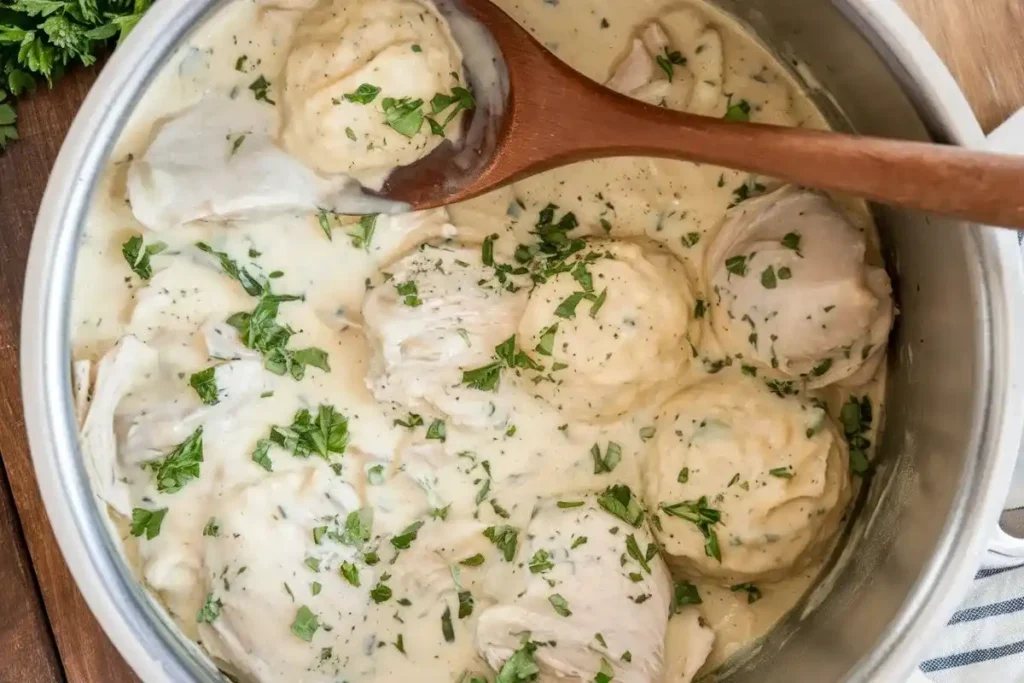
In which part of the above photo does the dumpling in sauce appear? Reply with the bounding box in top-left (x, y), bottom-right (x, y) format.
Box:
top-left (645, 377), bottom-right (851, 584)
top-left (281, 0), bottom-right (466, 188)
top-left (362, 244), bottom-right (530, 428)
top-left (705, 186), bottom-right (894, 387)
top-left (475, 497), bottom-right (695, 683)
top-left (518, 240), bottom-right (699, 422)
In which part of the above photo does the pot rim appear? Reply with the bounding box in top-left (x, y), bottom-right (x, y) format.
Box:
top-left (18, 1), bottom-right (1024, 681)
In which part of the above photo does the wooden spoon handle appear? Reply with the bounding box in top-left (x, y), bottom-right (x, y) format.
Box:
top-left (555, 99), bottom-right (1024, 229)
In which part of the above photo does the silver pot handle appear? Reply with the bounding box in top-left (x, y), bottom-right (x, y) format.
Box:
top-left (981, 108), bottom-right (1024, 568)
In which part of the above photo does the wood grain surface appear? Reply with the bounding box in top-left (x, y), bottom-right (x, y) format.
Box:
top-left (0, 2), bottom-right (1020, 682)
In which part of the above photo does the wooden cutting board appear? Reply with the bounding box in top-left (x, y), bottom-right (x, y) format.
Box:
top-left (0, 1), bottom-right (1021, 681)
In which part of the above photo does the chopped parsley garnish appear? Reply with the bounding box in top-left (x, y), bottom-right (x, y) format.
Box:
top-left (535, 324), bottom-right (558, 356)
top-left (731, 179), bottom-right (767, 206)
top-left (655, 47), bottom-right (686, 81)
top-left (590, 288), bottom-right (608, 318)
top-left (430, 504), bottom-right (452, 520)
top-left (462, 334), bottom-right (542, 391)
top-left (769, 467), bottom-right (794, 479)
top-left (460, 554), bottom-right (485, 567)
top-left (196, 241), bottom-right (266, 296)
top-left (395, 634), bottom-right (405, 654)
top-left (227, 294), bottom-right (330, 380)
top-left (395, 280), bottom-right (422, 307)
top-left (725, 255), bottom-right (747, 277)
top-left (145, 427), bottom-right (204, 494)
top-left (731, 583), bottom-right (763, 603)
top-left (290, 606), bottom-right (319, 641)
top-left (394, 413), bottom-right (424, 429)
top-left (367, 464), bottom-right (385, 485)
top-left (121, 234), bottom-right (167, 281)
top-left (557, 500), bottom-right (585, 509)
top-left (625, 534), bottom-right (656, 574)
top-left (841, 395), bottom-right (873, 475)
top-left (427, 87), bottom-right (476, 135)
top-left (595, 658), bottom-right (615, 683)
top-left (742, 364), bottom-right (758, 377)
top-left (673, 580), bottom-right (702, 611)
top-left (694, 299), bottom-right (707, 319)
top-left (554, 291), bottom-right (587, 319)
top-left (196, 593), bottom-right (222, 623)
top-left (766, 379), bottom-right (797, 397)
top-left (130, 507), bottom-right (167, 540)
top-left (390, 521), bottom-right (424, 550)
top-left (811, 358), bottom-right (833, 377)
top-left (724, 98), bottom-right (751, 122)
top-left (782, 231), bottom-right (802, 252)
top-left (570, 536), bottom-right (587, 550)
top-left (382, 96), bottom-right (425, 137)
top-left (761, 266), bottom-right (777, 289)
top-left (426, 419), bottom-right (447, 441)
top-left (483, 525), bottom-right (519, 562)
top-left (441, 605), bottom-right (456, 642)
top-left (639, 426), bottom-right (656, 442)
top-left (252, 439), bottom-right (273, 472)
top-left (266, 405), bottom-right (349, 460)
top-left (370, 581), bottom-right (393, 604)
top-left (344, 83), bottom-right (381, 104)
top-left (528, 549), bottom-right (554, 574)
top-left (661, 496), bottom-right (722, 562)
top-left (348, 214), bottom-right (378, 250)
top-left (548, 594), bottom-right (571, 617)
top-left (497, 640), bottom-right (540, 683)
top-left (677, 467), bottom-right (690, 483)
top-left (591, 442), bottom-right (622, 474)
top-left (597, 485), bottom-right (645, 527)
top-left (778, 266), bottom-right (793, 280)
top-left (189, 367), bottom-right (218, 405)
top-left (202, 517), bottom-right (220, 537)
top-left (681, 232), bottom-right (701, 248)
top-left (337, 509), bottom-right (373, 547)
top-left (458, 590), bottom-right (474, 618)
top-left (249, 75), bottom-right (275, 104)
top-left (230, 133), bottom-right (246, 155)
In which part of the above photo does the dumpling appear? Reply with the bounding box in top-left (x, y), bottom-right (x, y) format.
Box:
top-left (705, 186), bottom-right (894, 387)
top-left (476, 498), bottom-right (675, 683)
top-left (517, 240), bottom-right (699, 422)
top-left (645, 377), bottom-right (851, 584)
top-left (362, 244), bottom-right (530, 428)
top-left (605, 10), bottom-right (725, 116)
top-left (281, 0), bottom-right (466, 188)
top-left (196, 467), bottom-right (371, 683)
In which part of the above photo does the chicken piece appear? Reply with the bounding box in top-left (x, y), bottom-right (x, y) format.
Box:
top-left (517, 240), bottom-right (699, 422)
top-left (645, 377), bottom-right (851, 584)
top-left (705, 186), bottom-right (894, 387)
top-left (476, 498), bottom-right (672, 683)
top-left (126, 97), bottom-right (375, 232)
top-left (197, 466), bottom-right (371, 683)
top-left (362, 244), bottom-right (530, 428)
top-left (605, 11), bottom-right (725, 116)
top-left (119, 359), bottom-right (267, 466)
top-left (281, 0), bottom-right (465, 188)
top-left (79, 336), bottom-right (159, 515)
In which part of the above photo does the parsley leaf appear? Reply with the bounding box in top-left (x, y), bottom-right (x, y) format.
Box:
top-left (129, 507), bottom-right (167, 540)
top-left (196, 593), bottom-right (222, 623)
top-left (661, 496), bottom-right (722, 562)
top-left (724, 99), bottom-right (751, 122)
top-left (121, 234), bottom-right (167, 280)
top-left (267, 405), bottom-right (349, 460)
top-left (730, 583), bottom-right (763, 603)
top-left (189, 367), bottom-right (218, 405)
top-left (144, 427), bottom-right (204, 494)
top-left (249, 75), bottom-right (275, 104)
top-left (290, 606), bottom-right (319, 641)
top-left (496, 641), bottom-right (540, 683)
top-left (382, 96), bottom-right (425, 137)
top-left (348, 214), bottom-right (378, 250)
top-left (597, 485), bottom-right (645, 527)
top-left (673, 580), bottom-right (702, 611)
top-left (591, 442), bottom-right (622, 474)
top-left (548, 593), bottom-right (571, 616)
top-left (196, 242), bottom-right (264, 296)
top-left (227, 294), bottom-right (330, 380)
top-left (344, 83), bottom-right (380, 104)
top-left (483, 525), bottom-right (519, 562)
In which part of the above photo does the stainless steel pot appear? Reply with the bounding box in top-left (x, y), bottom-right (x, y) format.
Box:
top-left (19, 0), bottom-right (1024, 681)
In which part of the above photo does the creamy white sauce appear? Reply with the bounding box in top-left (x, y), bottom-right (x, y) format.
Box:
top-left (71, 0), bottom-right (892, 681)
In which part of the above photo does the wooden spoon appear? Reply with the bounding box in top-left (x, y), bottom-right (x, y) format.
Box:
top-left (378, 0), bottom-right (1024, 229)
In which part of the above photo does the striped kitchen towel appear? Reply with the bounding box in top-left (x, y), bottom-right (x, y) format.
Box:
top-left (919, 552), bottom-right (1024, 681)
